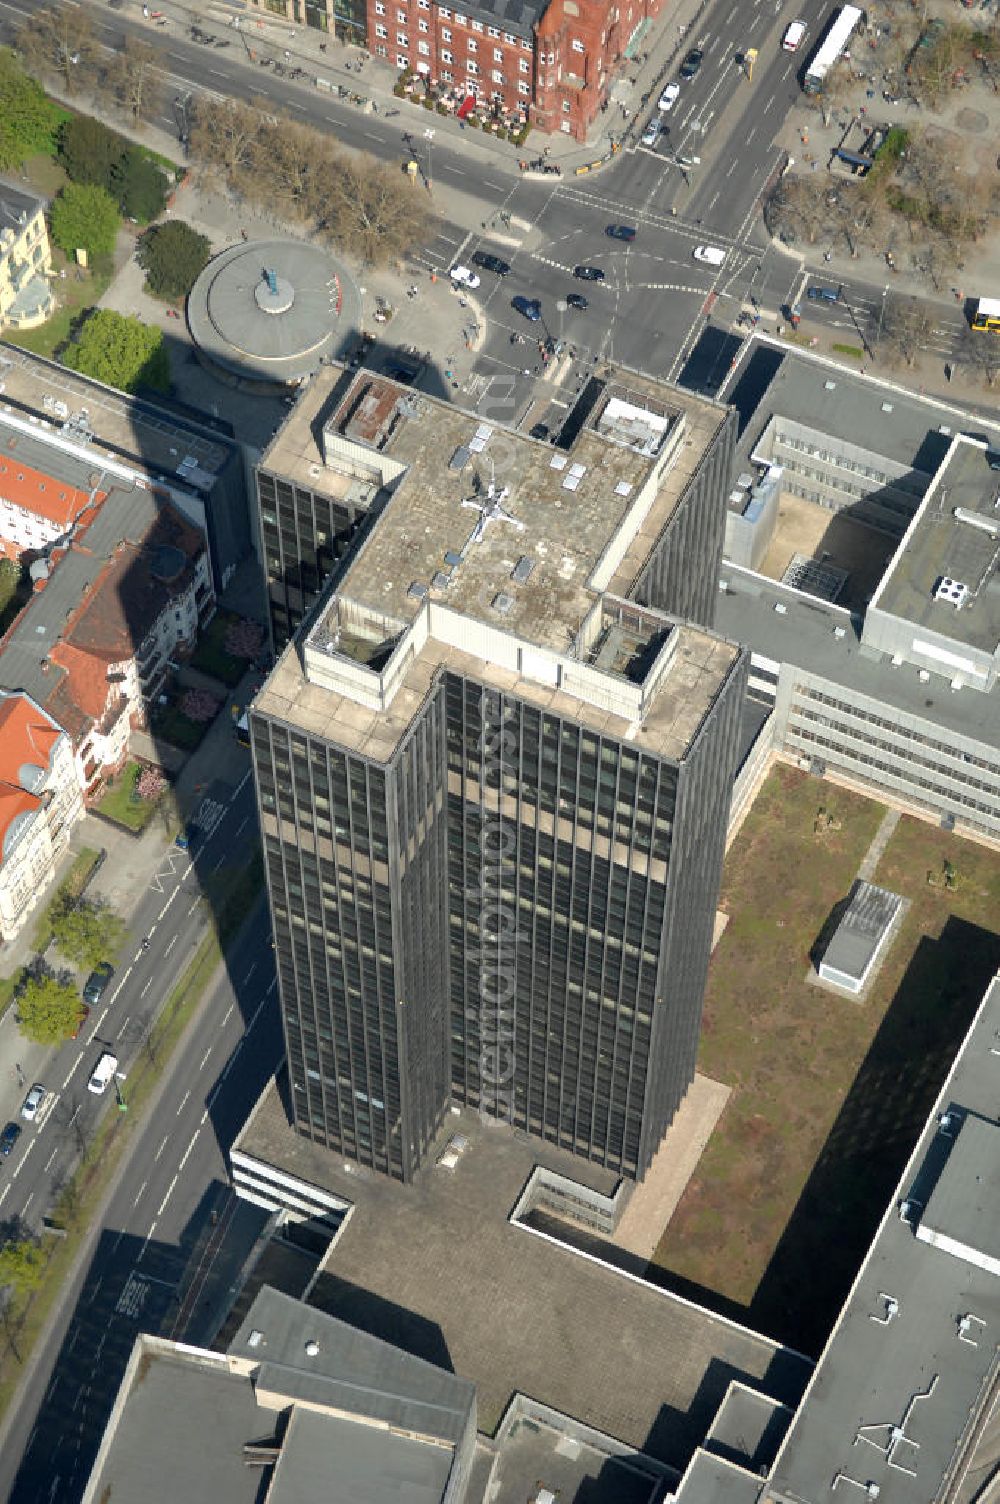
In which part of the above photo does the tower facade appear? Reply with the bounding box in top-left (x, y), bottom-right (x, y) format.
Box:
top-left (252, 367), bottom-right (744, 1180)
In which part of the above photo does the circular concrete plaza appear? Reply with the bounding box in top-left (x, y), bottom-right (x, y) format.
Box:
top-left (187, 237), bottom-right (360, 389)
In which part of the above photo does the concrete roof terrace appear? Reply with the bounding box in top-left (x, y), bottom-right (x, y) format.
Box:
top-left (235, 1080), bottom-right (811, 1468)
top-left (323, 369), bottom-right (728, 647)
top-left (869, 435), bottom-right (1000, 657)
top-left (256, 363), bottom-right (741, 768)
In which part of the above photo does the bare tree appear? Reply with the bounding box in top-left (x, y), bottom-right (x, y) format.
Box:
top-left (958, 327), bottom-right (1000, 390)
top-left (101, 36), bottom-right (162, 126)
top-left (909, 235), bottom-right (953, 292)
top-left (879, 292), bottom-right (936, 366)
top-left (764, 174), bottom-right (828, 247)
top-left (315, 154), bottom-right (432, 265)
top-left (251, 118), bottom-right (333, 222)
top-left (188, 97), bottom-right (262, 190)
top-left (14, 2), bottom-right (98, 93)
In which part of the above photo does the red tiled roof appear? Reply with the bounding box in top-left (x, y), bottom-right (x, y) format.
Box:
top-left (0, 453), bottom-right (106, 530)
top-left (47, 640), bottom-right (115, 740)
top-left (0, 781), bottom-right (41, 861)
top-left (0, 694), bottom-right (60, 785)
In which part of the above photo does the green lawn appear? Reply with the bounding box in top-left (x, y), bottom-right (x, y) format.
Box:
top-left (2, 249), bottom-right (112, 361)
top-left (93, 761), bottom-right (162, 833)
top-left (189, 611), bottom-right (255, 688)
top-left (651, 766), bottom-right (1000, 1354)
top-left (30, 847), bottom-right (102, 952)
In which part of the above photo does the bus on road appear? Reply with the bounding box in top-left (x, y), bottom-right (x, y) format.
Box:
top-left (803, 5), bottom-right (865, 93)
top-left (971, 298), bottom-right (1000, 333)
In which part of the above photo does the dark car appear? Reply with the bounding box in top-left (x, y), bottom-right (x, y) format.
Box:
top-left (806, 285), bottom-right (840, 303)
top-left (512, 295), bottom-right (542, 322)
top-left (679, 47), bottom-right (704, 78)
top-left (0, 1122), bottom-right (21, 1158)
top-left (566, 293), bottom-right (589, 310)
top-left (573, 265), bottom-right (605, 282)
top-left (83, 961), bottom-right (114, 1006)
top-left (606, 224), bottom-right (636, 241)
top-left (174, 823), bottom-right (201, 853)
top-left (472, 251), bottom-right (511, 276)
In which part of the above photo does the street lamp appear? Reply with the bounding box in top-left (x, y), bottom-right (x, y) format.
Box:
top-left (876, 285), bottom-right (889, 349)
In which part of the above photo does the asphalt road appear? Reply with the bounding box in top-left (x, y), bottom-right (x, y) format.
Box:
top-left (0, 883), bottom-right (283, 1504)
top-left (0, 770), bottom-right (261, 1241)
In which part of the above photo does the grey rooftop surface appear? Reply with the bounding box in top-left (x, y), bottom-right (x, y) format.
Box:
top-left (257, 364), bottom-right (742, 767)
top-left (917, 1112), bottom-right (1000, 1268)
top-left (0, 342), bottom-right (235, 485)
top-left (187, 239), bottom-right (360, 384)
top-left (0, 178), bottom-right (43, 228)
top-left (235, 1081), bottom-right (810, 1466)
top-left (766, 974), bottom-right (1000, 1504)
top-left (461, 0), bottom-right (543, 39)
top-left (724, 341), bottom-right (1000, 474)
top-left (869, 436), bottom-right (1000, 656)
top-left (715, 563), bottom-right (999, 748)
top-left (83, 1289), bottom-right (475, 1504)
top-left (821, 882), bottom-right (902, 986)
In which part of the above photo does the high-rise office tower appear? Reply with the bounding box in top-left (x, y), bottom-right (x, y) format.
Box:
top-left (251, 368), bottom-right (746, 1182)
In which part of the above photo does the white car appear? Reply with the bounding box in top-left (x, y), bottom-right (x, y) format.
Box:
top-left (658, 83), bottom-right (680, 112)
top-left (87, 1051), bottom-right (119, 1095)
top-left (449, 265), bottom-right (481, 289)
top-left (20, 1084), bottom-right (45, 1122)
top-left (641, 117), bottom-right (661, 147)
top-left (782, 19), bottom-right (806, 51)
top-left (693, 245), bottom-right (727, 266)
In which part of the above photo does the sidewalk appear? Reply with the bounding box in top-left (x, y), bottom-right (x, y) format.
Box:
top-left (129, 0), bottom-right (716, 172)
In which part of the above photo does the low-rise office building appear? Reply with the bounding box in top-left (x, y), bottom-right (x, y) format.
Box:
top-left (719, 342), bottom-right (1000, 844)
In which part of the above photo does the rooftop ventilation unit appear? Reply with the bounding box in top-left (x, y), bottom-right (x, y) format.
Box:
top-left (431, 570), bottom-right (450, 590)
top-left (511, 555), bottom-right (535, 584)
top-left (933, 576), bottom-right (969, 608)
top-left (407, 580), bottom-right (429, 600)
top-left (444, 549), bottom-right (463, 567)
top-left (953, 506), bottom-right (1000, 538)
top-left (492, 592), bottom-right (514, 615)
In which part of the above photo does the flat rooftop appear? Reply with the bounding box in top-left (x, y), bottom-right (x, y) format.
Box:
top-left (870, 437), bottom-right (1000, 656)
top-left (724, 341), bottom-right (1000, 473)
top-left (767, 974), bottom-right (1000, 1504)
top-left (257, 364), bottom-right (741, 766)
top-left (235, 1081), bottom-right (811, 1467)
top-left (0, 342), bottom-right (235, 486)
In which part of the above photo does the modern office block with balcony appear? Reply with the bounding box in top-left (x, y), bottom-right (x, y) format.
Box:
top-left (251, 366), bottom-right (745, 1183)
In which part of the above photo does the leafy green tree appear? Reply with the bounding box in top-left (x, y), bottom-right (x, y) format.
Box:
top-left (138, 219), bottom-right (210, 300)
top-left (57, 114), bottom-right (125, 189)
top-left (0, 1240), bottom-right (45, 1297)
top-left (111, 149), bottom-right (168, 223)
top-left (16, 973), bottom-right (81, 1045)
top-left (0, 47), bottom-right (65, 169)
top-left (62, 308), bottom-right (170, 394)
top-left (50, 896), bottom-right (125, 970)
top-left (49, 181), bottom-right (120, 260)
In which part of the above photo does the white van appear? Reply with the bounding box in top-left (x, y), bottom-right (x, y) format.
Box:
top-left (782, 20), bottom-right (806, 51)
top-left (693, 246), bottom-right (727, 266)
top-left (88, 1051), bottom-right (119, 1095)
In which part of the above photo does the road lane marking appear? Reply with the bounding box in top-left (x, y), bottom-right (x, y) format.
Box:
top-left (159, 886), bottom-right (179, 919)
top-left (222, 1004), bottom-right (234, 1026)
top-left (232, 771), bottom-right (251, 798)
top-left (158, 1177), bottom-right (178, 1216)
top-left (235, 817), bottom-right (248, 838)
top-left (134, 1180), bottom-right (147, 1205)
top-left (188, 899), bottom-right (200, 916)
top-left (199, 1047), bottom-right (212, 1070)
top-left (177, 1090), bottom-right (191, 1115)
top-left (211, 856), bottom-right (225, 873)
top-left (142, 980), bottom-right (152, 997)
top-left (165, 935), bottom-right (177, 955)
top-left (139, 1221), bottom-right (157, 1260)
top-left (63, 1056), bottom-right (83, 1088)
top-left (178, 1134), bottom-right (198, 1173)
top-left (44, 1148), bottom-right (58, 1172)
top-left (155, 1135), bottom-right (170, 1162)
top-left (243, 964), bottom-right (256, 985)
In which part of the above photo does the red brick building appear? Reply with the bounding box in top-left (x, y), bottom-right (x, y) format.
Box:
top-left (365, 0), bottom-right (664, 140)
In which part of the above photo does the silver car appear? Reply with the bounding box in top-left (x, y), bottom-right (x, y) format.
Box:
top-left (21, 1084), bottom-right (45, 1122)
